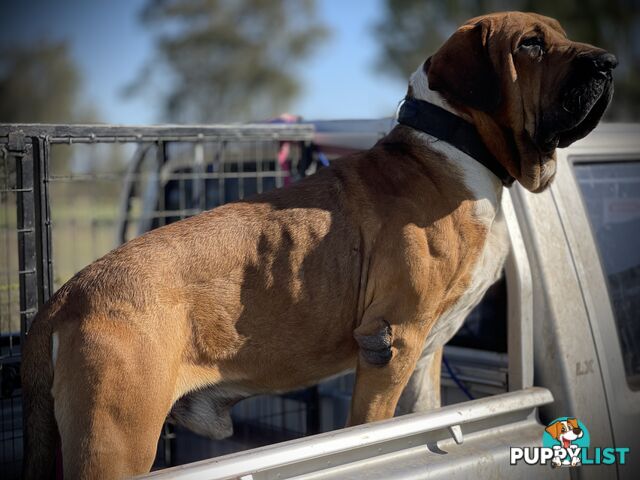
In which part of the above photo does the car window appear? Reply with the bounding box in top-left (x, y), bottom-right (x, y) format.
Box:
top-left (573, 161), bottom-right (640, 390)
top-left (448, 276), bottom-right (507, 353)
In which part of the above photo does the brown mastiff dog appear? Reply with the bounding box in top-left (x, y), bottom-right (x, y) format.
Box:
top-left (22, 11), bottom-right (616, 479)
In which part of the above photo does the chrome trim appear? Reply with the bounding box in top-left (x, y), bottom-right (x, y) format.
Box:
top-left (139, 387), bottom-right (553, 480)
top-left (503, 188), bottom-right (534, 391)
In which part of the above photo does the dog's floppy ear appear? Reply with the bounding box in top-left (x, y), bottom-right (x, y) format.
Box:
top-left (426, 21), bottom-right (501, 112)
top-left (545, 422), bottom-right (562, 439)
top-left (567, 418), bottom-right (579, 429)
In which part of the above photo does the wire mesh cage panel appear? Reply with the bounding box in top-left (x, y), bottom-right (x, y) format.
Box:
top-left (47, 135), bottom-right (314, 289)
top-left (0, 139), bottom-right (25, 479)
top-left (0, 123), bottom-right (336, 476)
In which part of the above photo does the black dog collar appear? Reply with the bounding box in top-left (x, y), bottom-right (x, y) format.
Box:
top-left (397, 97), bottom-right (515, 186)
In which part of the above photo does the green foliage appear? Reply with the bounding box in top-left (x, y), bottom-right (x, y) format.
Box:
top-left (373, 0), bottom-right (640, 120)
top-left (0, 42), bottom-right (94, 179)
top-left (128, 0), bottom-right (329, 122)
top-left (0, 41), bottom-right (94, 123)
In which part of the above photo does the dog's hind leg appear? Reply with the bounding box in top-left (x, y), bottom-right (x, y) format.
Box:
top-left (52, 321), bottom-right (179, 479)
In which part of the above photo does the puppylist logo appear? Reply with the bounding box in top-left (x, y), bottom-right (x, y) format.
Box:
top-left (510, 417), bottom-right (629, 468)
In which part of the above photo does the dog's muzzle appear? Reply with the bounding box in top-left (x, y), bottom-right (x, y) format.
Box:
top-left (537, 50), bottom-right (617, 152)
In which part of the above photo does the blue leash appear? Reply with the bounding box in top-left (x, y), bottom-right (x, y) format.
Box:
top-left (443, 355), bottom-right (475, 400)
top-left (316, 150), bottom-right (330, 167)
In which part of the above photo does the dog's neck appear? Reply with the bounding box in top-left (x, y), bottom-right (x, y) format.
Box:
top-left (402, 66), bottom-right (514, 188)
top-left (407, 66), bottom-right (472, 122)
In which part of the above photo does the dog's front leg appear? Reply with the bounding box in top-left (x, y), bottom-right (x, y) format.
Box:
top-left (348, 315), bottom-right (428, 425)
top-left (395, 346), bottom-right (443, 415)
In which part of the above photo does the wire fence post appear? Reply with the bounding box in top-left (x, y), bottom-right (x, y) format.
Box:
top-left (11, 133), bottom-right (37, 343)
top-left (32, 137), bottom-right (54, 309)
top-left (9, 132), bottom-right (36, 477)
top-left (9, 133), bottom-right (54, 477)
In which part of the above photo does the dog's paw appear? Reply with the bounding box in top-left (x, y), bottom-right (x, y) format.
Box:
top-left (354, 318), bottom-right (393, 366)
top-left (571, 456), bottom-right (581, 467)
top-left (551, 457), bottom-right (562, 468)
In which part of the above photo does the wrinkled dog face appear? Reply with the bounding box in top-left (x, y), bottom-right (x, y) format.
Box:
top-left (534, 30), bottom-right (616, 151)
top-left (426, 12), bottom-right (616, 192)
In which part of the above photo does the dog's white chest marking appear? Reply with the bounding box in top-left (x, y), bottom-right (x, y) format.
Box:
top-left (407, 68), bottom-right (510, 356)
top-left (418, 131), bottom-right (509, 354)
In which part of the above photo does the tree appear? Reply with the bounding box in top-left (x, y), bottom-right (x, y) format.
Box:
top-left (0, 41), bottom-right (100, 180)
top-left (0, 41), bottom-right (91, 123)
top-left (127, 0), bottom-right (329, 123)
top-left (373, 0), bottom-right (640, 120)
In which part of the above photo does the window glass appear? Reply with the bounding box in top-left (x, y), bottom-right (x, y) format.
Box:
top-left (574, 161), bottom-right (640, 390)
top-left (449, 276), bottom-right (507, 353)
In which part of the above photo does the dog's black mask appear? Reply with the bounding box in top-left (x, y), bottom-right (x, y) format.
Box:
top-left (538, 51), bottom-right (616, 151)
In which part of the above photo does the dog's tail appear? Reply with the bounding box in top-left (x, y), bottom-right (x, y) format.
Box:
top-left (21, 307), bottom-right (58, 480)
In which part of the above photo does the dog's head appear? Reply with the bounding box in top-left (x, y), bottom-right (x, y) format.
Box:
top-left (422, 11), bottom-right (616, 192)
top-left (545, 418), bottom-right (584, 448)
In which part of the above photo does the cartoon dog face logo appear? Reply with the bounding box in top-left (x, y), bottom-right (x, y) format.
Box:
top-left (545, 418), bottom-right (584, 467)
top-left (545, 418), bottom-right (584, 448)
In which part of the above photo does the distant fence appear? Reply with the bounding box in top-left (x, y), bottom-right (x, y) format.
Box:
top-left (0, 123), bottom-right (358, 477)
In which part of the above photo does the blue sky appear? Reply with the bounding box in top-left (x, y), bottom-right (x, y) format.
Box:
top-left (2, 0), bottom-right (409, 124)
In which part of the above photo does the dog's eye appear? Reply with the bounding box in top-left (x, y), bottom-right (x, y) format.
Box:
top-left (521, 36), bottom-right (544, 48)
top-left (519, 36), bottom-right (545, 56)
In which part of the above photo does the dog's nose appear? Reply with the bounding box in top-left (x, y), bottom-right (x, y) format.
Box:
top-left (593, 52), bottom-right (618, 71)
top-left (573, 427), bottom-right (582, 435)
